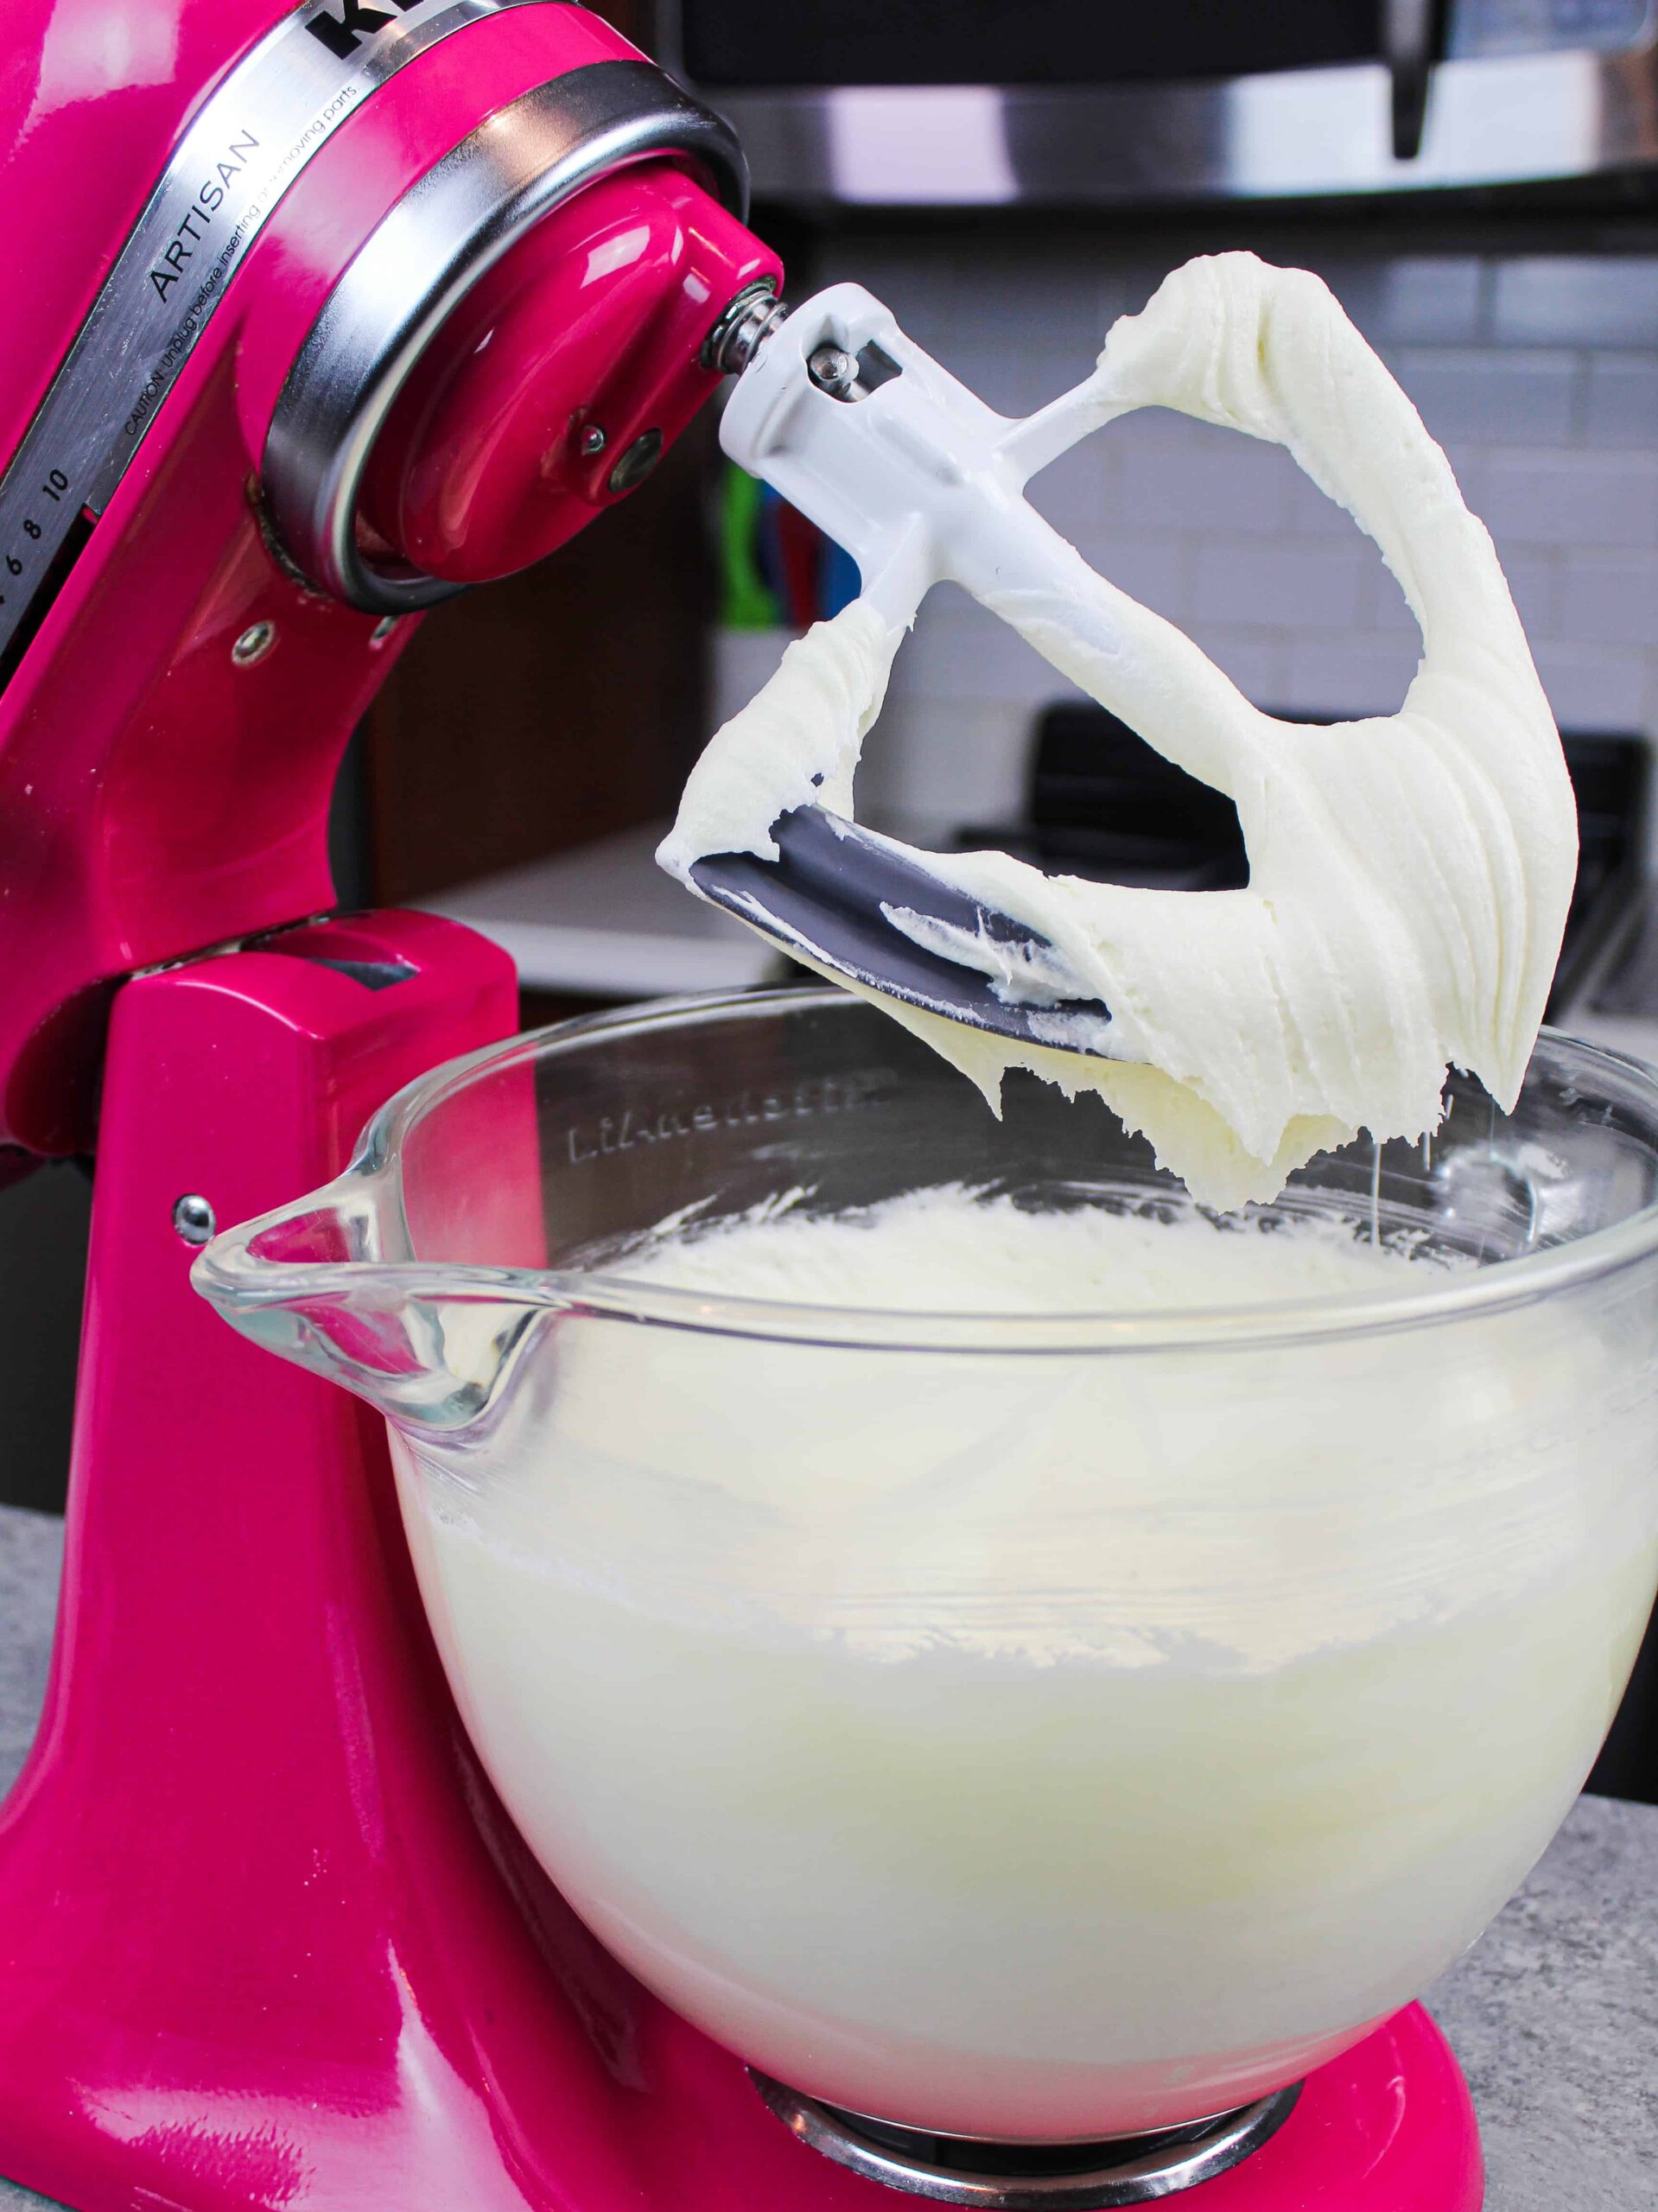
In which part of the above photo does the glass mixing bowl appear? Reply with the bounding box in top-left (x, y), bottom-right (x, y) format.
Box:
top-left (195, 988), bottom-right (1658, 2144)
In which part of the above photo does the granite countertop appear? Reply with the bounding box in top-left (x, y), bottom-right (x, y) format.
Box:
top-left (1, 1503), bottom-right (1655, 2209)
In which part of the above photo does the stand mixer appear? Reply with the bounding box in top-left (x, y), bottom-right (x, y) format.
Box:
top-left (0, 3), bottom-right (1519, 2205)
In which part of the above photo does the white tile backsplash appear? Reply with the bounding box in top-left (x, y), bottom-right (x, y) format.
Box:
top-left (1280, 460), bottom-right (1366, 538)
top-left (1582, 358), bottom-right (1658, 448)
top-left (1025, 436), bottom-right (1112, 541)
top-left (1558, 553), bottom-right (1658, 648)
top-left (963, 339), bottom-right (1101, 419)
top-left (1483, 451), bottom-right (1658, 550)
top-left (1492, 257), bottom-right (1658, 350)
top-left (1086, 536), bottom-right (1189, 623)
top-left (1285, 632), bottom-right (1423, 718)
top-left (1532, 643), bottom-right (1649, 728)
top-left (1388, 348), bottom-right (1579, 445)
top-left (891, 588), bottom-right (1082, 706)
top-left (794, 237), bottom-right (1658, 822)
top-left (1501, 553), bottom-right (1563, 639)
top-left (1319, 257), bottom-right (1486, 347)
top-left (1112, 428), bottom-right (1296, 537)
top-left (1377, 257), bottom-right (1489, 346)
top-left (1182, 626), bottom-right (1288, 705)
top-left (1192, 538), bottom-right (1369, 630)
top-left (861, 695), bottom-right (1037, 826)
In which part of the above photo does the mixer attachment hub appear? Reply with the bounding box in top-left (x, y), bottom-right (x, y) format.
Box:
top-left (703, 280), bottom-right (790, 375)
top-left (750, 2072), bottom-right (1302, 2208)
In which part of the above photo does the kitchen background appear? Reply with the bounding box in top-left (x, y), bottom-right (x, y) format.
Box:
top-left (5, 1), bottom-right (1657, 1792)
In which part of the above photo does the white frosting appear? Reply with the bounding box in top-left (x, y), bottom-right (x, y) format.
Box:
top-left (393, 1186), bottom-right (1658, 2135)
top-left (624, 1180), bottom-right (1438, 1313)
top-left (661, 255), bottom-right (1577, 1209)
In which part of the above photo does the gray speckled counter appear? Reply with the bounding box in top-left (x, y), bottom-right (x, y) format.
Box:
top-left (0, 1502), bottom-right (1654, 2209)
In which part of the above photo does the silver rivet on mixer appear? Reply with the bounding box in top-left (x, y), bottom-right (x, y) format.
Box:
top-left (172, 1194), bottom-right (216, 1247)
top-left (607, 429), bottom-right (663, 494)
top-left (231, 620), bottom-right (276, 667)
top-left (369, 615), bottom-right (399, 647)
top-left (580, 424), bottom-right (607, 456)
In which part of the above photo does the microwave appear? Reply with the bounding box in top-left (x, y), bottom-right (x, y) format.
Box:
top-left (653, 0), bottom-right (1658, 206)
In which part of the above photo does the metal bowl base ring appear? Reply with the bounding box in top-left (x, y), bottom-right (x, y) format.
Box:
top-left (748, 2072), bottom-right (1303, 2208)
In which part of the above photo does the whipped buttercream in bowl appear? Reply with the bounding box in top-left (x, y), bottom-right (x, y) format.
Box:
top-left (198, 993), bottom-right (1658, 2141)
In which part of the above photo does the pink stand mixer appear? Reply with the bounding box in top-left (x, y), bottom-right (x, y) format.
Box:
top-left (0, 4), bottom-right (1486, 2205)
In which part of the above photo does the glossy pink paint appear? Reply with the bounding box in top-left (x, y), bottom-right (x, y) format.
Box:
top-left (360, 163), bottom-right (774, 582)
top-left (1, 0), bottom-right (276, 464)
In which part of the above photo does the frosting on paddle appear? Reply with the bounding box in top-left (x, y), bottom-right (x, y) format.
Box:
top-left (662, 255), bottom-right (1577, 1208)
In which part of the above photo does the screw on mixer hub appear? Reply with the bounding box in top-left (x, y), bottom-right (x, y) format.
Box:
top-left (749, 2074), bottom-right (1302, 2208)
top-left (231, 620), bottom-right (276, 667)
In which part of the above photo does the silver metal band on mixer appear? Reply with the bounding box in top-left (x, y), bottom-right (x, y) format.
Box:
top-left (263, 59), bottom-right (746, 613)
top-left (750, 2073), bottom-right (1305, 2208)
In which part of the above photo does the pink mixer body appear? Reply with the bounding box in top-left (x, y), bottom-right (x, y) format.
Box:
top-left (0, 0), bottom-right (774, 1160)
top-left (0, 4), bottom-right (1486, 2207)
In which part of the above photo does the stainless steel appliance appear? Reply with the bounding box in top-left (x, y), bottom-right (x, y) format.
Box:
top-left (657, 0), bottom-right (1658, 206)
